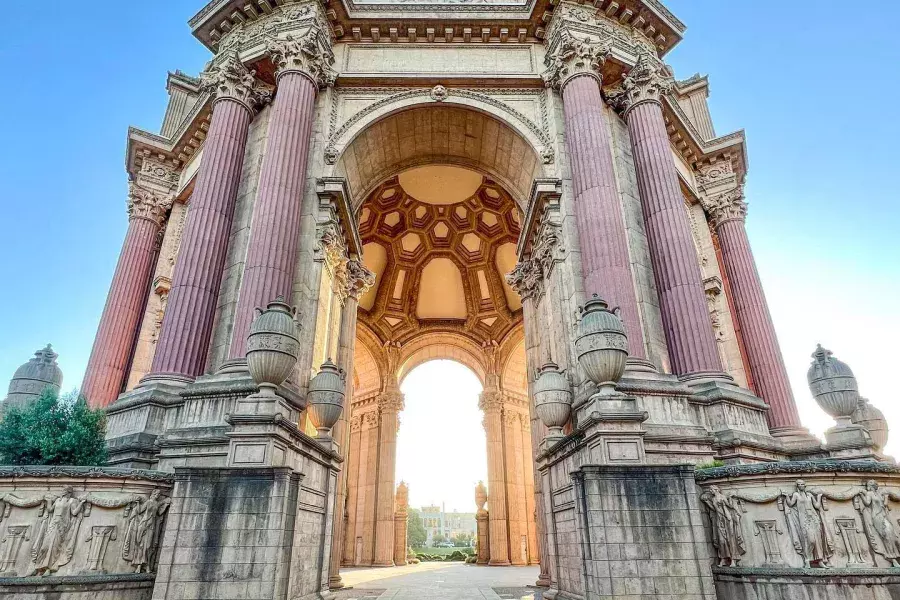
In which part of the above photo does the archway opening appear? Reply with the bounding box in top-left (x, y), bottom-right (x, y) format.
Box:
top-left (397, 360), bottom-right (486, 550)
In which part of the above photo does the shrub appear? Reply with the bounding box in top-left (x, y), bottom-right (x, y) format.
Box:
top-left (695, 459), bottom-right (726, 470)
top-left (465, 556), bottom-right (477, 564)
top-left (0, 389), bottom-right (107, 466)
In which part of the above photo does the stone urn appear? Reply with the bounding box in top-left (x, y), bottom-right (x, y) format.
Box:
top-left (396, 481), bottom-right (409, 510)
top-left (853, 397), bottom-right (889, 451)
top-left (807, 344), bottom-right (859, 427)
top-left (246, 296), bottom-right (300, 396)
top-left (533, 362), bottom-right (572, 439)
top-left (574, 294), bottom-right (628, 395)
top-left (475, 481), bottom-right (488, 514)
top-left (307, 359), bottom-right (346, 438)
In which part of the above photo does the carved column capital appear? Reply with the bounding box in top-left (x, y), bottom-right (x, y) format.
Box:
top-left (478, 389), bottom-right (505, 413)
top-left (266, 28), bottom-right (336, 89)
top-left (377, 390), bottom-right (405, 413)
top-left (532, 218), bottom-right (565, 279)
top-left (608, 52), bottom-right (674, 116)
top-left (506, 259), bottom-right (543, 301)
top-left (200, 52), bottom-right (272, 113)
top-left (127, 183), bottom-right (173, 228)
top-left (703, 186), bottom-right (748, 229)
top-left (344, 259), bottom-right (376, 302)
top-left (542, 30), bottom-right (612, 91)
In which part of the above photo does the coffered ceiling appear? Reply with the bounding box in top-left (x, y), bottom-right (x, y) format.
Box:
top-left (358, 166), bottom-right (523, 348)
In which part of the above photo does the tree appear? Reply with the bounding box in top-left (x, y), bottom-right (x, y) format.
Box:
top-left (452, 533), bottom-right (474, 547)
top-left (407, 507), bottom-right (427, 548)
top-left (432, 534), bottom-right (448, 546)
top-left (0, 388), bottom-right (107, 466)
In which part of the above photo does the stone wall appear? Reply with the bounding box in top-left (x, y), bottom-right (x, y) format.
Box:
top-left (0, 467), bottom-right (173, 600)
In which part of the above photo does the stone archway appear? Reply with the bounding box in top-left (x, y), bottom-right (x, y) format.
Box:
top-left (334, 103), bottom-right (545, 574)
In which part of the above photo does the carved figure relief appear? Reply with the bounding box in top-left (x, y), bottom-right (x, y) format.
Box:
top-left (30, 488), bottom-right (87, 576)
top-left (700, 485), bottom-right (746, 566)
top-left (779, 480), bottom-right (834, 568)
top-left (854, 480), bottom-right (900, 567)
top-left (122, 490), bottom-right (171, 573)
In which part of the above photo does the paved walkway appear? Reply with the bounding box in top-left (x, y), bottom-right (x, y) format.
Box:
top-left (335, 563), bottom-right (541, 600)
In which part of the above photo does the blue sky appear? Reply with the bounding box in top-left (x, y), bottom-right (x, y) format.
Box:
top-left (0, 1), bottom-right (898, 469)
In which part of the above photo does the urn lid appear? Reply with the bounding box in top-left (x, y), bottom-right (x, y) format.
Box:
top-left (807, 344), bottom-right (857, 387)
top-left (533, 362), bottom-right (571, 393)
top-left (250, 295), bottom-right (300, 339)
top-left (582, 294), bottom-right (611, 313)
top-left (6, 344), bottom-right (63, 397)
top-left (577, 294), bottom-right (626, 335)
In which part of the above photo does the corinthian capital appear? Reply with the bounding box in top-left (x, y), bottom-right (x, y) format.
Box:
top-left (377, 390), bottom-right (404, 413)
top-left (127, 183), bottom-right (173, 228)
top-left (266, 29), bottom-right (336, 89)
top-left (344, 259), bottom-right (376, 302)
top-left (542, 31), bottom-right (611, 91)
top-left (703, 186), bottom-right (748, 229)
top-left (200, 52), bottom-right (272, 112)
top-left (506, 259), bottom-right (543, 301)
top-left (610, 53), bottom-right (673, 115)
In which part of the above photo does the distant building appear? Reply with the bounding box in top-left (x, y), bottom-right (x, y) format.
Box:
top-left (419, 503), bottom-right (477, 545)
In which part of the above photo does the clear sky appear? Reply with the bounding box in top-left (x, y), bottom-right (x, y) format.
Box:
top-left (0, 1), bottom-right (898, 491)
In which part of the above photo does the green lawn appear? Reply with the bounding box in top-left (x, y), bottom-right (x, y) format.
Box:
top-left (414, 546), bottom-right (474, 556)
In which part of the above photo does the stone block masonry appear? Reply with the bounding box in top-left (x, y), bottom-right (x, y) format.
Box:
top-left (572, 464), bottom-right (715, 600)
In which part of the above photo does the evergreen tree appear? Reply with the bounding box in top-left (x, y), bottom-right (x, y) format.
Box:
top-left (0, 388), bottom-right (107, 466)
top-left (407, 507), bottom-right (427, 548)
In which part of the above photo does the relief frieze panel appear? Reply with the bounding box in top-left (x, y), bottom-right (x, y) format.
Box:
top-left (0, 474), bottom-right (172, 579)
top-left (698, 467), bottom-right (900, 572)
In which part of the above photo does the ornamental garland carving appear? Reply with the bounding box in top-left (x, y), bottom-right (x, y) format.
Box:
top-left (127, 182), bottom-right (174, 228)
top-left (542, 30), bottom-right (612, 91)
top-left (199, 51), bottom-right (272, 112)
top-left (266, 29), bottom-right (336, 88)
top-left (0, 486), bottom-right (170, 577)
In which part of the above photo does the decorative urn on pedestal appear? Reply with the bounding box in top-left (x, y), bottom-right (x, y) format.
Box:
top-left (307, 359), bottom-right (346, 438)
top-left (246, 296), bottom-right (301, 396)
top-left (807, 344), bottom-right (859, 427)
top-left (574, 295), bottom-right (628, 395)
top-left (475, 480), bottom-right (488, 515)
top-left (533, 362), bottom-right (572, 440)
top-left (853, 397), bottom-right (889, 451)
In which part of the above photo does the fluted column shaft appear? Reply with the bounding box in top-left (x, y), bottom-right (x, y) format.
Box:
top-left (562, 75), bottom-right (646, 358)
top-left (150, 98), bottom-right (253, 379)
top-left (393, 508), bottom-right (408, 566)
top-left (625, 100), bottom-right (722, 375)
top-left (482, 395), bottom-right (510, 565)
top-left (329, 295), bottom-right (360, 587)
top-left (374, 397), bottom-right (400, 566)
top-left (229, 71), bottom-right (317, 358)
top-left (83, 207), bottom-right (165, 407)
top-left (716, 217), bottom-right (801, 431)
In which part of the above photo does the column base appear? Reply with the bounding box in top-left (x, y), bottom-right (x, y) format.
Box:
top-left (489, 559), bottom-right (511, 566)
top-left (536, 573), bottom-right (551, 587)
top-left (624, 357), bottom-right (658, 375)
top-left (328, 575), bottom-right (344, 590)
top-left (372, 560), bottom-right (395, 567)
top-left (216, 357), bottom-right (249, 374)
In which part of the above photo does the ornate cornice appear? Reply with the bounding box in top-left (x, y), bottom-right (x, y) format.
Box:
top-left (199, 52), bottom-right (272, 113)
top-left (695, 460), bottom-right (900, 482)
top-left (542, 30), bottom-right (611, 91)
top-left (127, 183), bottom-right (174, 228)
top-left (702, 185), bottom-right (747, 229)
top-left (344, 259), bottom-right (376, 302)
top-left (609, 52), bottom-right (673, 116)
top-left (0, 466), bottom-right (174, 483)
top-left (266, 28), bottom-right (337, 88)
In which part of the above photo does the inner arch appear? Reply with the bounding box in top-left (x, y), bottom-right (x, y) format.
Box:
top-left (334, 104), bottom-right (544, 211)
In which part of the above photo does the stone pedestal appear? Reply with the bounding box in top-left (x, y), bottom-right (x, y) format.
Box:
top-left (393, 512), bottom-right (408, 566)
top-left (476, 511), bottom-right (490, 565)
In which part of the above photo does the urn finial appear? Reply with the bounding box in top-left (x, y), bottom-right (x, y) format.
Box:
top-left (307, 358), bottom-right (346, 439)
top-left (574, 294), bottom-right (628, 396)
top-left (246, 296), bottom-right (301, 396)
top-left (807, 344), bottom-right (859, 427)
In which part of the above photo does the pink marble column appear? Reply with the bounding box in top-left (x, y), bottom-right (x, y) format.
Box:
top-left (621, 69), bottom-right (722, 376)
top-left (82, 185), bottom-right (172, 407)
top-left (711, 192), bottom-right (802, 432)
top-left (562, 74), bottom-right (647, 359)
top-left (229, 68), bottom-right (317, 359)
top-left (148, 55), bottom-right (268, 381)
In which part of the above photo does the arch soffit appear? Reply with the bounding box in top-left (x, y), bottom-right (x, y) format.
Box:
top-left (331, 97), bottom-right (548, 211)
top-left (395, 332), bottom-right (488, 387)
